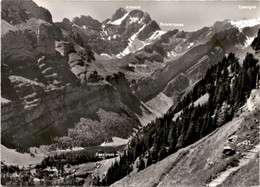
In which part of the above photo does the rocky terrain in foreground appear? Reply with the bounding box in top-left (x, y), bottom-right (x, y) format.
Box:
top-left (112, 90), bottom-right (260, 186)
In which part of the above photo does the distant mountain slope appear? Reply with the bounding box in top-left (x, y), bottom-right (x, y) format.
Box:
top-left (93, 46), bottom-right (259, 186)
top-left (133, 21), bottom-right (260, 102)
top-left (56, 7), bottom-right (161, 57)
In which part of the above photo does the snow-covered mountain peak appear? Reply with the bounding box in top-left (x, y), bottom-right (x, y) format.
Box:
top-left (107, 9), bottom-right (151, 26)
top-left (110, 7), bottom-right (127, 22)
top-left (230, 18), bottom-right (260, 31)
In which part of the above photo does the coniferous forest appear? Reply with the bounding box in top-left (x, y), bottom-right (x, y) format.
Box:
top-left (94, 52), bottom-right (259, 186)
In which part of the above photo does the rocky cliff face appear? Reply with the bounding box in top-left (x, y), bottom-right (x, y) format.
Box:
top-left (1, 0), bottom-right (143, 148)
top-left (247, 89), bottom-right (260, 112)
top-left (2, 81), bottom-right (123, 147)
top-left (1, 0), bottom-right (52, 24)
top-left (2, 22), bottom-right (58, 62)
top-left (110, 8), bottom-right (126, 22)
top-left (72, 15), bottom-right (102, 29)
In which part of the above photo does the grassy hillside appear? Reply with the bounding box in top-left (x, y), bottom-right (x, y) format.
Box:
top-left (1, 145), bottom-right (44, 167)
top-left (112, 108), bottom-right (259, 187)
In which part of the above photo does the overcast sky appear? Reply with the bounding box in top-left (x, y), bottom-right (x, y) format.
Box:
top-left (34, 0), bottom-right (260, 31)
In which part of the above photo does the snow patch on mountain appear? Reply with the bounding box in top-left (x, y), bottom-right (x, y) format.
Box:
top-left (147, 30), bottom-right (166, 41)
top-left (72, 23), bottom-right (80, 28)
top-left (108, 12), bottom-right (130, 25)
top-left (129, 16), bottom-right (140, 24)
top-left (116, 25), bottom-right (147, 57)
top-left (230, 18), bottom-right (260, 31)
top-left (244, 36), bottom-right (255, 47)
top-left (94, 52), bottom-right (118, 61)
top-left (194, 93), bottom-right (209, 106)
top-left (100, 53), bottom-right (113, 59)
top-left (205, 30), bottom-right (213, 39)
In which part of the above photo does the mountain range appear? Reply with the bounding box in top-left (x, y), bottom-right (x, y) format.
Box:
top-left (1, 0), bottom-right (260, 186)
top-left (1, 0), bottom-right (260, 149)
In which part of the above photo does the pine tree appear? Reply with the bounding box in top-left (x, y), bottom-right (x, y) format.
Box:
top-left (146, 151), bottom-right (152, 167)
top-left (138, 159), bottom-right (145, 171)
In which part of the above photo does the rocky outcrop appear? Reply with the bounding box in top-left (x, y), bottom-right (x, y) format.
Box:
top-left (1, 0), bottom-right (52, 24)
top-left (212, 19), bottom-right (233, 33)
top-left (2, 29), bottom-right (37, 62)
top-left (1, 47), bottom-right (142, 148)
top-left (106, 72), bottom-right (150, 116)
top-left (247, 89), bottom-right (260, 111)
top-left (1, 79), bottom-right (124, 147)
top-left (1, 0), bottom-right (63, 62)
top-left (72, 15), bottom-right (101, 29)
top-left (110, 7), bottom-right (127, 22)
top-left (138, 20), bottom-right (161, 41)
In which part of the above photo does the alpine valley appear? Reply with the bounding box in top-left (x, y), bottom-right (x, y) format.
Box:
top-left (1, 0), bottom-right (260, 186)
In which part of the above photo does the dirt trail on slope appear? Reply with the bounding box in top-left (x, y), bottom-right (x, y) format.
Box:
top-left (208, 143), bottom-right (260, 187)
